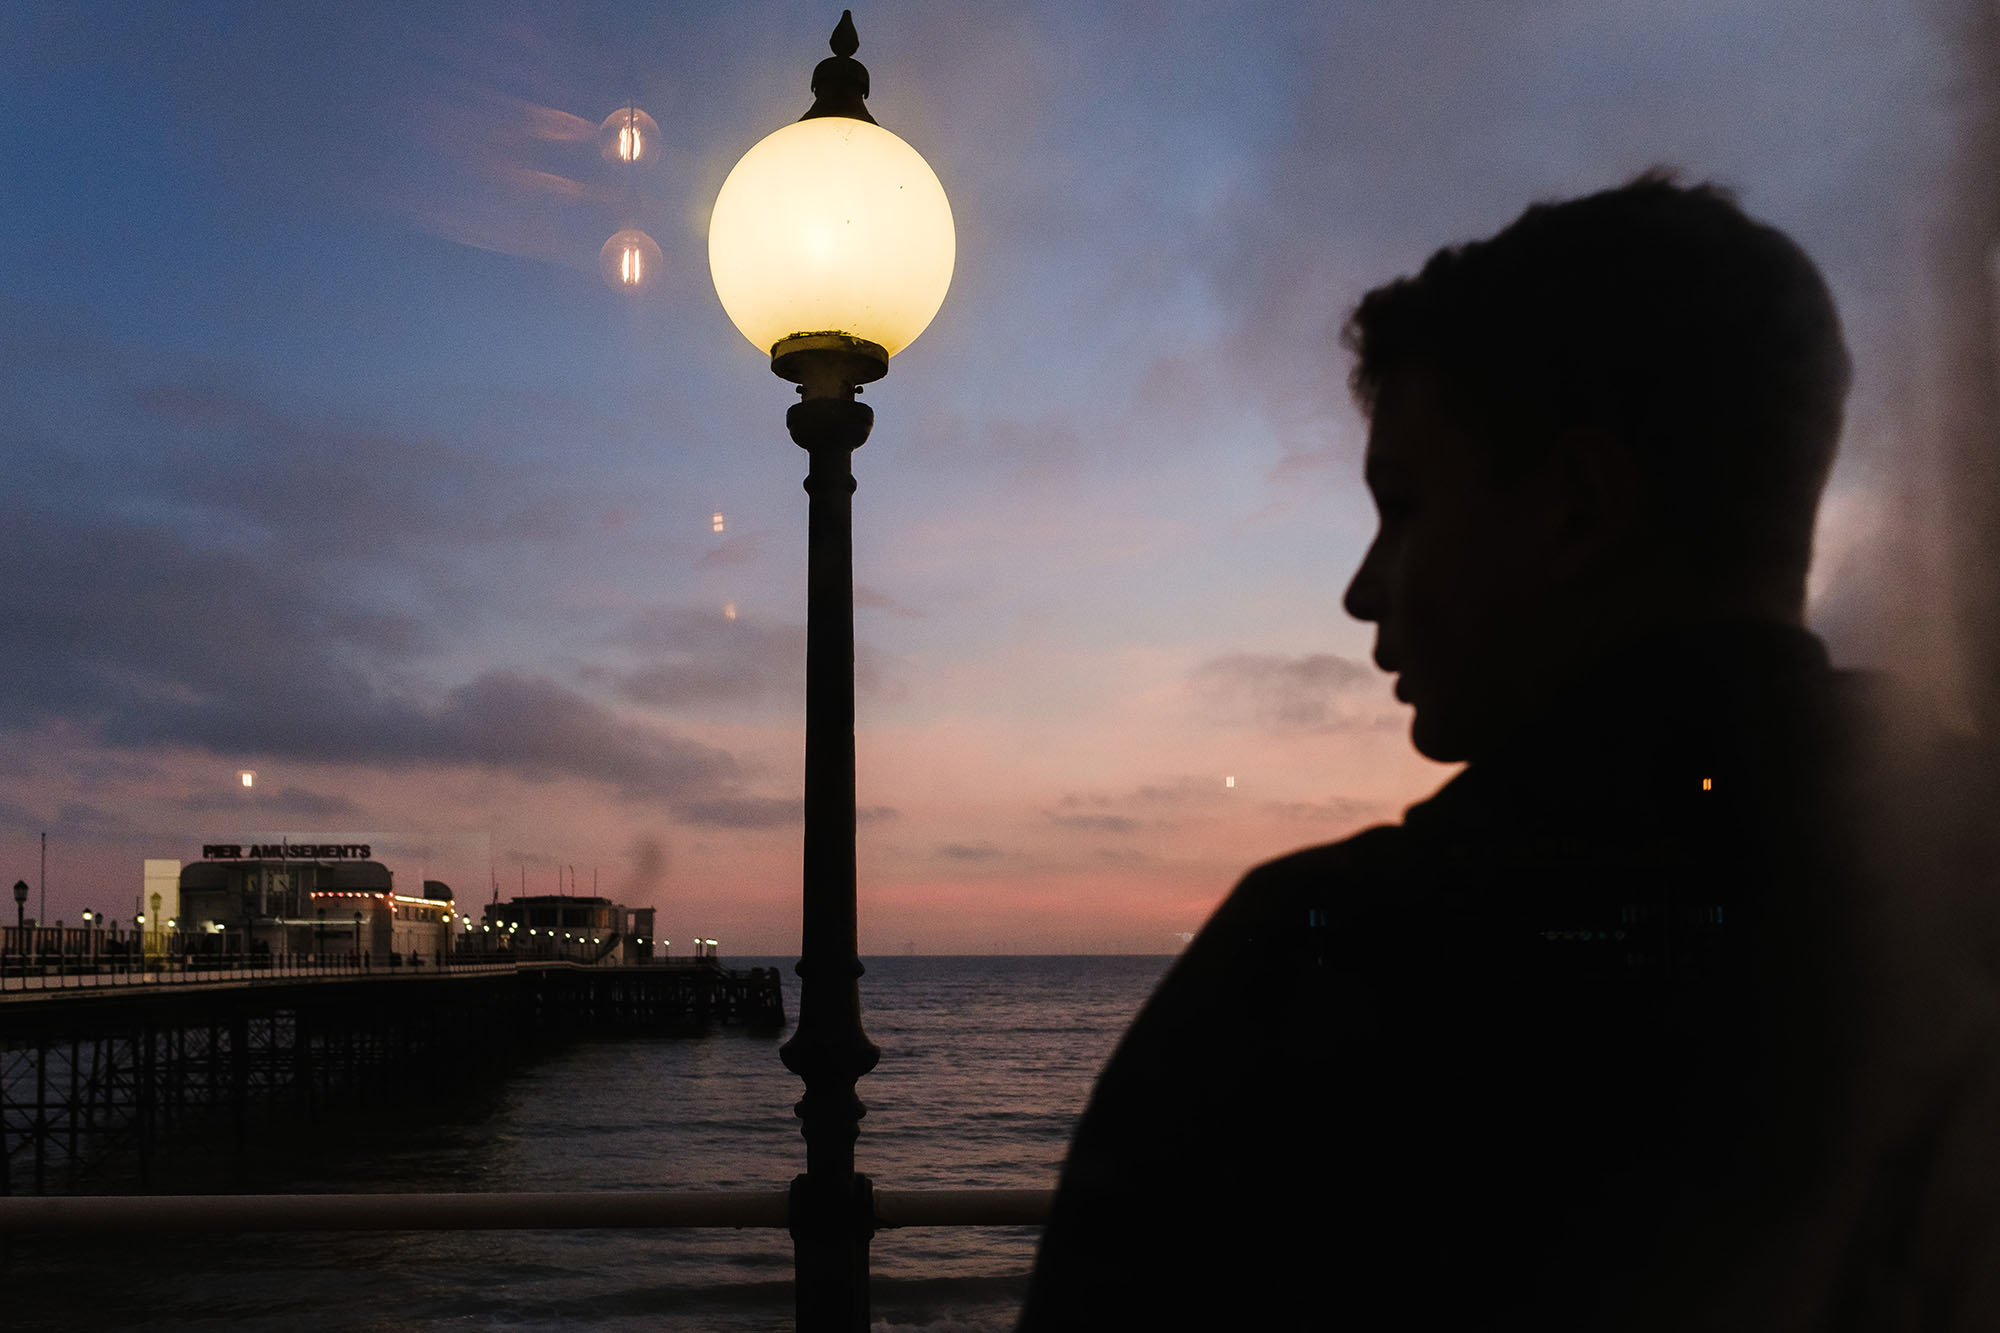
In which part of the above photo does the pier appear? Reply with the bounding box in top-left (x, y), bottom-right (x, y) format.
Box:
top-left (0, 957), bottom-right (785, 1195)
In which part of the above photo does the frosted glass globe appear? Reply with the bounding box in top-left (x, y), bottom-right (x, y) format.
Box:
top-left (708, 117), bottom-right (954, 359)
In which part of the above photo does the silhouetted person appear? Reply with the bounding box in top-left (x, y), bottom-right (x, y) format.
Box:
top-left (1020, 174), bottom-right (2000, 1330)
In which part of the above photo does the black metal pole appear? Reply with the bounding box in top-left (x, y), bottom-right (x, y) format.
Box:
top-left (779, 372), bottom-right (881, 1332)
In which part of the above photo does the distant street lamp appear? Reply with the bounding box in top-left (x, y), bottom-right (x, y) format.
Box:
top-left (11, 879), bottom-right (27, 982)
top-left (708, 13), bottom-right (953, 1329)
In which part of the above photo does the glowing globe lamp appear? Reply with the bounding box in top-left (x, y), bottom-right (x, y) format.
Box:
top-left (709, 117), bottom-right (954, 361)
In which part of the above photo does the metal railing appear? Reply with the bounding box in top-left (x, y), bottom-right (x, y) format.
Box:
top-left (0, 1187), bottom-right (1054, 1233)
top-left (0, 950), bottom-right (521, 993)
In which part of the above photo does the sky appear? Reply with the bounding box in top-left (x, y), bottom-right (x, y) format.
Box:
top-left (0, 0), bottom-right (1982, 953)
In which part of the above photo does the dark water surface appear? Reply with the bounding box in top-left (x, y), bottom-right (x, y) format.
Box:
top-left (5, 955), bottom-right (1174, 1331)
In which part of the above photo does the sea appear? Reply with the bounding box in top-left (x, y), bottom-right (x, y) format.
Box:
top-left (3, 955), bottom-right (1177, 1332)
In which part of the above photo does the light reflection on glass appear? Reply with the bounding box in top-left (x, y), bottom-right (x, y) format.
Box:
top-left (599, 107), bottom-right (660, 167)
top-left (599, 229), bottom-right (662, 292)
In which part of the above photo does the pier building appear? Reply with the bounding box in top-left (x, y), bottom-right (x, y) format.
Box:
top-left (474, 895), bottom-right (657, 966)
top-left (177, 846), bottom-right (453, 966)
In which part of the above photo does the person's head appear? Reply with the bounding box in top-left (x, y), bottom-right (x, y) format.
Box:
top-left (1340, 172), bottom-right (1851, 763)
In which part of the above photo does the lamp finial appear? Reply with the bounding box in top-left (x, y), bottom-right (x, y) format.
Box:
top-left (831, 10), bottom-right (859, 57)
top-left (802, 10), bottom-right (875, 123)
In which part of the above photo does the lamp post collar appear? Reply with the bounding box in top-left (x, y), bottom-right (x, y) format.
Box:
top-left (801, 10), bottom-right (876, 124)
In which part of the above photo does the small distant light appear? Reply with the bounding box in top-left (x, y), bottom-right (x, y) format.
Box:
top-left (239, 770), bottom-right (256, 788)
top-left (723, 602), bottom-right (738, 621)
top-left (1702, 777), bottom-right (1713, 792)
top-left (1224, 775), bottom-right (1235, 789)
top-left (712, 512), bottom-right (726, 532)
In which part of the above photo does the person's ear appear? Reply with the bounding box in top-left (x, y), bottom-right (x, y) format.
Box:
top-left (1541, 425), bottom-right (1648, 579)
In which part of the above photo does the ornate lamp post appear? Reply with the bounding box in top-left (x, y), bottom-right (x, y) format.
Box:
top-left (708, 13), bottom-right (953, 1330)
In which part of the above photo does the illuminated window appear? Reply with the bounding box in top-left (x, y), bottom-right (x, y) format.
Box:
top-left (238, 770), bottom-right (255, 788)
top-left (712, 512), bottom-right (726, 532)
top-left (1702, 777), bottom-right (1713, 791)
top-left (1224, 775), bottom-right (1235, 789)
top-left (723, 602), bottom-right (738, 621)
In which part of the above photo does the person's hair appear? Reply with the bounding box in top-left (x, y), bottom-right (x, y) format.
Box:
top-left (1343, 170), bottom-right (1851, 599)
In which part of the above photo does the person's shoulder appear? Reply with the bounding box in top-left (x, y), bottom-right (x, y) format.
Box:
top-left (1222, 823), bottom-right (1410, 912)
top-left (1093, 825), bottom-right (1412, 1079)
top-left (1242, 823), bottom-right (1408, 884)
top-left (1173, 823), bottom-right (1412, 964)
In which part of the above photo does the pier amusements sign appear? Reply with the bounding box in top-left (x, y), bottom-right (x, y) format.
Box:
top-left (203, 843), bottom-right (373, 860)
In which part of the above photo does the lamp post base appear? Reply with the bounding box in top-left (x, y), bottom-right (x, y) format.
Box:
top-left (789, 1171), bottom-right (876, 1331)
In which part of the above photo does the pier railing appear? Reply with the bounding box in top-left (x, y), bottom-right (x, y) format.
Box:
top-left (0, 927), bottom-right (521, 992)
top-left (0, 938), bottom-right (720, 992)
top-left (0, 956), bottom-right (530, 991)
top-left (0, 1186), bottom-right (1054, 1233)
